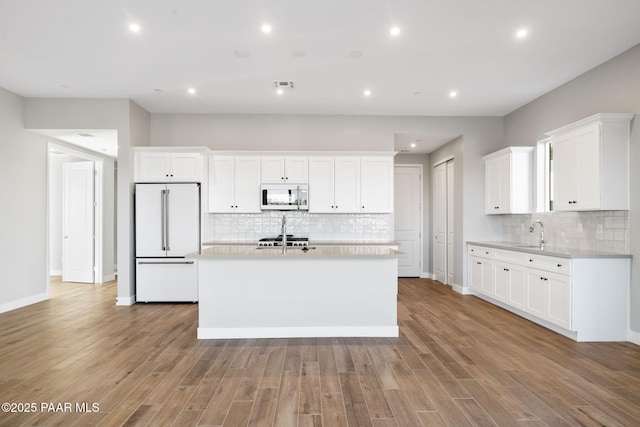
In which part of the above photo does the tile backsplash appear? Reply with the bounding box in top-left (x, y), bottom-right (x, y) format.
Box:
top-left (205, 211), bottom-right (392, 243)
top-left (502, 211), bottom-right (630, 253)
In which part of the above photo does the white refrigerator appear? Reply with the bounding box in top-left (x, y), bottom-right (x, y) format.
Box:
top-left (135, 183), bottom-right (200, 302)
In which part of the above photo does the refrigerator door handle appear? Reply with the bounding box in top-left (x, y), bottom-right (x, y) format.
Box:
top-left (165, 188), bottom-right (170, 251)
top-left (160, 189), bottom-right (166, 251)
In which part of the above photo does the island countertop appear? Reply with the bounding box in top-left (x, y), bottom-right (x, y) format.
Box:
top-left (467, 241), bottom-right (632, 259)
top-left (191, 245), bottom-right (403, 259)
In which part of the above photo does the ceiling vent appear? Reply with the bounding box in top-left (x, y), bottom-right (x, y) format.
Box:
top-left (274, 81), bottom-right (295, 90)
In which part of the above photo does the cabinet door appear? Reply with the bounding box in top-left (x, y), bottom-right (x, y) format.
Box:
top-left (334, 157), bottom-right (360, 213)
top-left (493, 262), bottom-right (510, 303)
top-left (547, 273), bottom-right (571, 329)
top-left (469, 256), bottom-right (484, 292)
top-left (234, 157), bottom-right (261, 213)
top-left (552, 132), bottom-right (576, 211)
top-left (284, 156), bottom-right (309, 183)
top-left (361, 157), bottom-right (393, 213)
top-left (308, 157), bottom-right (335, 213)
top-left (573, 124), bottom-right (601, 210)
top-left (261, 157), bottom-right (286, 183)
top-left (170, 153), bottom-right (202, 182)
top-left (470, 256), bottom-right (492, 295)
top-left (507, 264), bottom-right (526, 311)
top-left (136, 152), bottom-right (171, 182)
top-left (208, 156), bottom-right (235, 213)
top-left (526, 270), bottom-right (549, 319)
top-left (485, 159), bottom-right (502, 214)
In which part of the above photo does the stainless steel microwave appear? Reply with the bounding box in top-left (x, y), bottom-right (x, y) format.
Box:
top-left (260, 184), bottom-right (309, 210)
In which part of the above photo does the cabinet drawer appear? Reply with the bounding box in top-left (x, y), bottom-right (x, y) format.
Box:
top-left (494, 249), bottom-right (528, 265)
top-left (524, 254), bottom-right (570, 275)
top-left (468, 245), bottom-right (492, 259)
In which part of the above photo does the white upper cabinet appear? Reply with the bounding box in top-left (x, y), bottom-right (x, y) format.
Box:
top-left (208, 156), bottom-right (261, 213)
top-left (261, 156), bottom-right (308, 184)
top-left (548, 113), bottom-right (634, 211)
top-left (483, 147), bottom-right (533, 214)
top-left (308, 155), bottom-right (393, 213)
top-left (135, 150), bottom-right (203, 182)
top-left (334, 157), bottom-right (361, 213)
top-left (360, 157), bottom-right (393, 213)
top-left (308, 157), bottom-right (335, 213)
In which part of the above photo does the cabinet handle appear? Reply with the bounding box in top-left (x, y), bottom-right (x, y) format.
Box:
top-left (504, 268), bottom-right (509, 271)
top-left (285, 177), bottom-right (289, 180)
top-left (476, 261), bottom-right (481, 265)
top-left (485, 251), bottom-right (489, 255)
top-left (557, 264), bottom-right (562, 268)
top-left (281, 177), bottom-right (284, 180)
top-left (529, 259), bottom-right (533, 262)
top-left (362, 205), bottom-right (365, 209)
top-left (540, 277), bottom-right (548, 281)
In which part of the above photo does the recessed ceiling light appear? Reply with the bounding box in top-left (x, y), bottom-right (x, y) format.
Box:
top-left (261, 23), bottom-right (272, 34)
top-left (292, 50), bottom-right (306, 58)
top-left (363, 89), bottom-right (372, 97)
top-left (449, 90), bottom-right (458, 98)
top-left (389, 26), bottom-right (401, 37)
top-left (413, 91), bottom-right (422, 96)
top-left (276, 88), bottom-right (284, 96)
top-left (516, 28), bottom-right (528, 39)
top-left (129, 23), bottom-right (141, 33)
top-left (153, 88), bottom-right (162, 93)
top-left (187, 88), bottom-right (196, 95)
top-left (348, 50), bottom-right (363, 59)
top-left (410, 143), bottom-right (416, 148)
top-left (235, 50), bottom-right (251, 58)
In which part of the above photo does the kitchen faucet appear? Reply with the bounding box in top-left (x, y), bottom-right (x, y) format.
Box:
top-left (529, 220), bottom-right (546, 248)
top-left (281, 214), bottom-right (287, 254)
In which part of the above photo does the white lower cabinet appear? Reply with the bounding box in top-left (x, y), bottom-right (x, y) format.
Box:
top-left (467, 243), bottom-right (630, 341)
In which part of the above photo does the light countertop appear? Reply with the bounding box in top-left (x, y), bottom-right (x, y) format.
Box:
top-left (467, 241), bottom-right (632, 259)
top-left (191, 245), bottom-right (403, 259)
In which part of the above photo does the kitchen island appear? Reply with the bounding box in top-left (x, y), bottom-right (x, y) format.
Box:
top-left (191, 245), bottom-right (402, 339)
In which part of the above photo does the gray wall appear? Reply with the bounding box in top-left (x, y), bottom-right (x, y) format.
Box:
top-left (504, 44), bottom-right (640, 334)
top-left (0, 87), bottom-right (49, 311)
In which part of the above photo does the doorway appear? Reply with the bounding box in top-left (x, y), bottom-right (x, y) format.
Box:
top-left (48, 143), bottom-right (105, 284)
top-left (394, 165), bottom-right (423, 277)
top-left (433, 159), bottom-right (454, 285)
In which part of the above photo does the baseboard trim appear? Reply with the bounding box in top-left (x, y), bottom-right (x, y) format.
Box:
top-left (0, 292), bottom-right (49, 314)
top-left (116, 295), bottom-right (135, 306)
top-left (628, 329), bottom-right (640, 345)
top-left (452, 283), bottom-right (470, 294)
top-left (197, 326), bottom-right (399, 339)
top-left (50, 270), bottom-right (62, 276)
top-left (419, 272), bottom-right (434, 279)
top-left (100, 273), bottom-right (116, 283)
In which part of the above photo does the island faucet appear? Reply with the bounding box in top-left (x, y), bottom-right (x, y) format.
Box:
top-left (281, 214), bottom-right (287, 254)
top-left (529, 220), bottom-right (546, 248)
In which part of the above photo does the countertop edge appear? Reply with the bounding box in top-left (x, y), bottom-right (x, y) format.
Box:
top-left (467, 241), bottom-right (632, 259)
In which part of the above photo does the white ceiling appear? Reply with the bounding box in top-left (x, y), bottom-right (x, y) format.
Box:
top-left (2, 0), bottom-right (640, 153)
top-left (39, 129), bottom-right (118, 158)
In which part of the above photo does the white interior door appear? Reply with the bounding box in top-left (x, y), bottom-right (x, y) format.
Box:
top-left (394, 166), bottom-right (422, 277)
top-left (446, 161), bottom-right (455, 285)
top-left (433, 162), bottom-right (446, 283)
top-left (63, 161), bottom-right (95, 283)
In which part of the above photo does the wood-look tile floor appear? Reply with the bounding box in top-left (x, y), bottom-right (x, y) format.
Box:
top-left (1, 278), bottom-right (640, 426)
